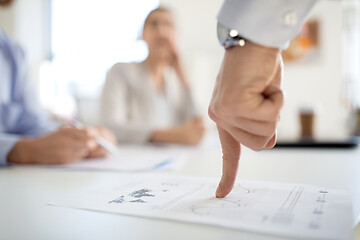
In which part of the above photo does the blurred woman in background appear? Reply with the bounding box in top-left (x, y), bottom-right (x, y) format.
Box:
top-left (101, 7), bottom-right (205, 145)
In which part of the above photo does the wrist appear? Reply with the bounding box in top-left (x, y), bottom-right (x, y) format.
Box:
top-left (7, 138), bottom-right (35, 164)
top-left (224, 42), bottom-right (280, 81)
top-left (225, 40), bottom-right (280, 56)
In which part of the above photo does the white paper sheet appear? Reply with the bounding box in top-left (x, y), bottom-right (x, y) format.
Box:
top-left (56, 154), bottom-right (186, 172)
top-left (49, 175), bottom-right (353, 239)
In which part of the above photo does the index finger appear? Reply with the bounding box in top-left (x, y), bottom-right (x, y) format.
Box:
top-left (216, 126), bottom-right (241, 198)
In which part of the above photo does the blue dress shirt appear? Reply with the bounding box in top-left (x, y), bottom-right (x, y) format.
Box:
top-left (0, 28), bottom-right (58, 166)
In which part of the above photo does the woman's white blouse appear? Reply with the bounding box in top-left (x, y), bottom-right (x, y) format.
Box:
top-left (101, 62), bottom-right (195, 143)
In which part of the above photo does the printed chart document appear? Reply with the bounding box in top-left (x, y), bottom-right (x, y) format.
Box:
top-left (49, 175), bottom-right (353, 239)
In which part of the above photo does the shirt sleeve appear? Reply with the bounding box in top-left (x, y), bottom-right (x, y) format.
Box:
top-left (13, 48), bottom-right (59, 137)
top-left (0, 134), bottom-right (19, 166)
top-left (0, 32), bottom-right (59, 166)
top-left (100, 64), bottom-right (154, 144)
top-left (217, 0), bottom-right (317, 49)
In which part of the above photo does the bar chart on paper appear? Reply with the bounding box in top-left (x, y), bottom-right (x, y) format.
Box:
top-left (49, 175), bottom-right (352, 240)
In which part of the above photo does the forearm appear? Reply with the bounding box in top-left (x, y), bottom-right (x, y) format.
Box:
top-left (150, 128), bottom-right (182, 144)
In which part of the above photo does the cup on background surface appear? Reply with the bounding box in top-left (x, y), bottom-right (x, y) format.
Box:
top-left (354, 109), bottom-right (360, 136)
top-left (299, 106), bottom-right (316, 141)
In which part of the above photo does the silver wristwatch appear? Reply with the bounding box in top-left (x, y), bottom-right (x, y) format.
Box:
top-left (217, 22), bottom-right (246, 49)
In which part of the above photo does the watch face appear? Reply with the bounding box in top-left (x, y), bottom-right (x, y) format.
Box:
top-left (217, 22), bottom-right (230, 45)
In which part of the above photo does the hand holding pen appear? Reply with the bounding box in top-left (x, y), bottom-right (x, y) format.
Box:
top-left (69, 120), bottom-right (119, 158)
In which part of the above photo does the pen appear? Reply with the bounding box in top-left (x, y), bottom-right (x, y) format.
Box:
top-left (153, 159), bottom-right (172, 170)
top-left (69, 120), bottom-right (120, 156)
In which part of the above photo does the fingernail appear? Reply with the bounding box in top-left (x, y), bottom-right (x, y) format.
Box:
top-left (216, 186), bottom-right (221, 198)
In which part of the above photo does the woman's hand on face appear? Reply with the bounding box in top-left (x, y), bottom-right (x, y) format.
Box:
top-left (161, 38), bottom-right (179, 68)
top-left (163, 38), bottom-right (191, 89)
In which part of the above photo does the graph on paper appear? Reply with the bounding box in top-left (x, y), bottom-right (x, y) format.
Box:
top-left (49, 175), bottom-right (352, 240)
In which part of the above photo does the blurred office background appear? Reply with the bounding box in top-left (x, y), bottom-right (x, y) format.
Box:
top-left (0, 0), bottom-right (359, 142)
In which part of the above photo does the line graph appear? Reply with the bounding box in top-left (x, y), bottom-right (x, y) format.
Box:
top-left (190, 184), bottom-right (252, 216)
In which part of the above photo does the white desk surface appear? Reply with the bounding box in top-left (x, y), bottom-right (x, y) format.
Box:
top-left (1, 137), bottom-right (360, 240)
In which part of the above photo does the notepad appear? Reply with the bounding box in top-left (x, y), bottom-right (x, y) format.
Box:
top-left (49, 175), bottom-right (353, 239)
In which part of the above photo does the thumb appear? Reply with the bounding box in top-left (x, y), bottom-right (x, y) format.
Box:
top-left (216, 126), bottom-right (241, 198)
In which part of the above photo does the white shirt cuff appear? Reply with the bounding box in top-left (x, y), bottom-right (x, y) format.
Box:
top-left (217, 0), bottom-right (317, 49)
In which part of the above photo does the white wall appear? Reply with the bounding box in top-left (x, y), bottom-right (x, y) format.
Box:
top-left (160, 0), bottom-right (223, 127)
top-left (0, 0), bottom-right (47, 91)
top-left (279, 1), bottom-right (357, 140)
top-left (161, 0), bottom-right (360, 140)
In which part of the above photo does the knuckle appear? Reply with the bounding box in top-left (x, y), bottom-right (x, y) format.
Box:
top-left (274, 91), bottom-right (284, 108)
top-left (210, 92), bottom-right (248, 120)
top-left (222, 151), bottom-right (240, 162)
top-left (261, 129), bottom-right (273, 138)
top-left (251, 145), bottom-right (263, 152)
top-left (208, 107), bottom-right (218, 122)
top-left (81, 129), bottom-right (91, 137)
top-left (80, 139), bottom-right (90, 148)
top-left (263, 122), bottom-right (277, 136)
top-left (212, 101), bottom-right (230, 118)
top-left (216, 95), bottom-right (236, 116)
top-left (278, 90), bottom-right (284, 101)
top-left (268, 110), bottom-right (280, 122)
top-left (248, 136), bottom-right (269, 152)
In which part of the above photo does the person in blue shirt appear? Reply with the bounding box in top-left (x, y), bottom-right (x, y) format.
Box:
top-left (0, 0), bottom-right (116, 166)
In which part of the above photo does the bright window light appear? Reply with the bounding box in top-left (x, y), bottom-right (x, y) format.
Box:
top-left (40, 0), bottom-right (158, 119)
top-left (42, 0), bottom-right (159, 98)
